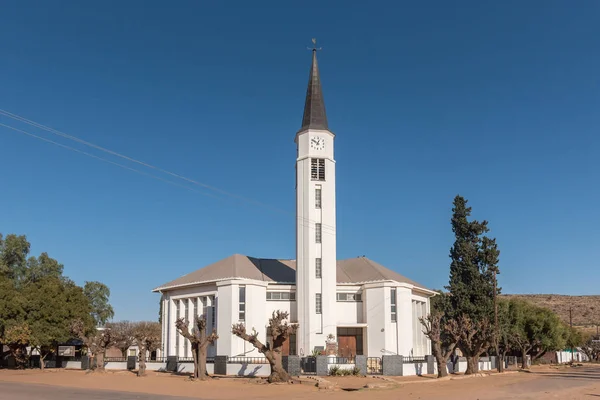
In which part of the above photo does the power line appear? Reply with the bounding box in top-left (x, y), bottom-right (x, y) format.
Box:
top-left (0, 117), bottom-right (336, 234)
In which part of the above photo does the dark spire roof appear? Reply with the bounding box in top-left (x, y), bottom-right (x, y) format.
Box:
top-left (300, 50), bottom-right (329, 131)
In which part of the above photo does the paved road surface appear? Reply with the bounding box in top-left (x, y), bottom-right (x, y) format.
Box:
top-left (0, 382), bottom-right (199, 400)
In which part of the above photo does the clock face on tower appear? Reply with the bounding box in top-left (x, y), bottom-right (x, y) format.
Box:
top-left (310, 136), bottom-right (325, 151)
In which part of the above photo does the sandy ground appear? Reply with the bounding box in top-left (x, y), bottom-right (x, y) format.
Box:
top-left (0, 365), bottom-right (599, 399)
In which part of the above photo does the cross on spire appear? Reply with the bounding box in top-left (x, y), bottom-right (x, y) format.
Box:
top-left (299, 39), bottom-right (328, 132)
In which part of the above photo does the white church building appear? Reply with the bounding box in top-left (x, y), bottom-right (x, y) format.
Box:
top-left (153, 49), bottom-right (435, 361)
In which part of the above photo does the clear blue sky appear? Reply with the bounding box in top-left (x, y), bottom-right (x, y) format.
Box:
top-left (1, 1), bottom-right (599, 321)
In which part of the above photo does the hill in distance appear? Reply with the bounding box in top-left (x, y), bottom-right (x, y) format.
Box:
top-left (501, 294), bottom-right (600, 331)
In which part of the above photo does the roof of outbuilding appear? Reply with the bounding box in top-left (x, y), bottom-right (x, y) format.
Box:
top-left (153, 254), bottom-right (429, 292)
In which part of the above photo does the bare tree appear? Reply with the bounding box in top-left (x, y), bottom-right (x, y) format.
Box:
top-left (175, 315), bottom-right (218, 380)
top-left (420, 312), bottom-right (458, 377)
top-left (70, 319), bottom-right (113, 372)
top-left (133, 321), bottom-right (162, 377)
top-left (106, 320), bottom-right (136, 357)
top-left (231, 310), bottom-right (297, 383)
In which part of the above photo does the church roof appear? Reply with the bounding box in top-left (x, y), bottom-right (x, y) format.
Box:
top-left (299, 49), bottom-right (329, 132)
top-left (153, 254), bottom-right (429, 292)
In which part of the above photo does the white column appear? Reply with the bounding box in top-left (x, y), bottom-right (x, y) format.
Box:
top-left (396, 288), bottom-right (413, 356)
top-left (168, 298), bottom-right (177, 356)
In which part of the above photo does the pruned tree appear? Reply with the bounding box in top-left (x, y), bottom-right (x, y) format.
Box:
top-left (71, 318), bottom-right (113, 372)
top-left (232, 310), bottom-right (297, 383)
top-left (175, 315), bottom-right (218, 380)
top-left (133, 321), bottom-right (162, 377)
top-left (419, 292), bottom-right (457, 378)
top-left (446, 314), bottom-right (494, 374)
top-left (446, 196), bottom-right (500, 375)
top-left (106, 321), bottom-right (136, 357)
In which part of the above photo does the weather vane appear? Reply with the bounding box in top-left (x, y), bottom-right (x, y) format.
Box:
top-left (308, 38), bottom-right (322, 52)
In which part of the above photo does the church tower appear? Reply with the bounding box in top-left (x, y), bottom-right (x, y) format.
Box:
top-left (295, 47), bottom-right (337, 356)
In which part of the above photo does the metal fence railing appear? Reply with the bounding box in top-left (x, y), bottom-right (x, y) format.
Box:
top-left (227, 357), bottom-right (268, 364)
top-left (326, 357), bottom-right (355, 364)
top-left (403, 356), bottom-right (426, 363)
top-left (367, 357), bottom-right (382, 374)
top-left (146, 357), bottom-right (168, 363)
top-left (104, 357), bottom-right (127, 362)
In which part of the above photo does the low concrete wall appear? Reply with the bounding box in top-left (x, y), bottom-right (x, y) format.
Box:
top-left (65, 361), bottom-right (82, 369)
top-left (225, 363), bottom-right (269, 377)
top-left (105, 361), bottom-right (128, 370)
top-left (328, 363), bottom-right (356, 372)
top-left (403, 362), bottom-right (426, 376)
top-left (176, 363), bottom-right (215, 375)
top-left (145, 362), bottom-right (167, 371)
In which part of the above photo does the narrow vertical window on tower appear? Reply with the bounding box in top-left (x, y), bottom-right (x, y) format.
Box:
top-left (311, 158), bottom-right (325, 181)
top-left (315, 258), bottom-right (322, 278)
top-left (239, 286), bottom-right (246, 321)
top-left (316, 293), bottom-right (322, 314)
top-left (391, 288), bottom-right (397, 322)
top-left (315, 223), bottom-right (322, 243)
top-left (315, 187), bottom-right (322, 208)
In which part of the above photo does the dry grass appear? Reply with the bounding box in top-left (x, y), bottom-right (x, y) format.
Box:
top-left (502, 294), bottom-right (600, 330)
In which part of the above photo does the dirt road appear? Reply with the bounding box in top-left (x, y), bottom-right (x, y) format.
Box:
top-left (0, 365), bottom-right (598, 399)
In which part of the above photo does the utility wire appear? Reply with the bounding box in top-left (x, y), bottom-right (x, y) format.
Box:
top-left (0, 118), bottom-right (336, 234)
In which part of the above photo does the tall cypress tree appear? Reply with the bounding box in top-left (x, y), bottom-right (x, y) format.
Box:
top-left (446, 195), bottom-right (500, 374)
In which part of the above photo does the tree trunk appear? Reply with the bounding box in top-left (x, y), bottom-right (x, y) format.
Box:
top-left (198, 345), bottom-right (208, 380)
top-left (521, 349), bottom-right (528, 369)
top-left (192, 345), bottom-right (200, 379)
top-left (435, 353), bottom-right (448, 378)
top-left (40, 353), bottom-right (46, 371)
top-left (498, 351), bottom-right (505, 373)
top-left (96, 352), bottom-right (105, 372)
top-left (431, 341), bottom-right (448, 378)
top-left (138, 346), bottom-right (147, 377)
top-left (465, 355), bottom-right (479, 375)
top-left (265, 350), bottom-right (289, 383)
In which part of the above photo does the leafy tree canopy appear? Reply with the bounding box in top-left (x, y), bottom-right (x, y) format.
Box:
top-left (84, 281), bottom-right (115, 327)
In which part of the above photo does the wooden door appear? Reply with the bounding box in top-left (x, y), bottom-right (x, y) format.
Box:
top-left (282, 337), bottom-right (290, 356)
top-left (338, 336), bottom-right (357, 358)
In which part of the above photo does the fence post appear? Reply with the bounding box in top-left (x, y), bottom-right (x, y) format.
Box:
top-left (127, 356), bottom-right (136, 370)
top-left (214, 355), bottom-right (228, 375)
top-left (166, 356), bottom-right (178, 372)
top-left (81, 355), bottom-right (90, 370)
top-left (355, 355), bottom-right (367, 376)
top-left (426, 355), bottom-right (435, 375)
top-left (316, 355), bottom-right (328, 376)
top-left (283, 355), bottom-right (301, 376)
top-left (382, 355), bottom-right (403, 376)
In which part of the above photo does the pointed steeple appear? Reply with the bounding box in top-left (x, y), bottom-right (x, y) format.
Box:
top-left (300, 49), bottom-right (329, 132)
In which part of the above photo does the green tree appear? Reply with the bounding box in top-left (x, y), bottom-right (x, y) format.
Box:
top-left (508, 299), bottom-right (566, 368)
top-left (84, 281), bottom-right (115, 326)
top-left (0, 234), bottom-right (31, 282)
top-left (22, 276), bottom-right (93, 369)
top-left (446, 196), bottom-right (500, 374)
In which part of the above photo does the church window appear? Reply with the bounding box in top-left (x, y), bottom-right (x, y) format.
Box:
top-left (336, 293), bottom-right (362, 302)
top-left (311, 158), bottom-right (325, 181)
top-left (316, 293), bottom-right (322, 314)
top-left (315, 223), bottom-right (322, 243)
top-left (266, 291), bottom-right (296, 301)
top-left (315, 258), bottom-right (322, 278)
top-left (391, 289), bottom-right (397, 322)
top-left (239, 286), bottom-right (246, 321)
top-left (315, 187), bottom-right (322, 208)
top-left (193, 298), bottom-right (198, 318)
